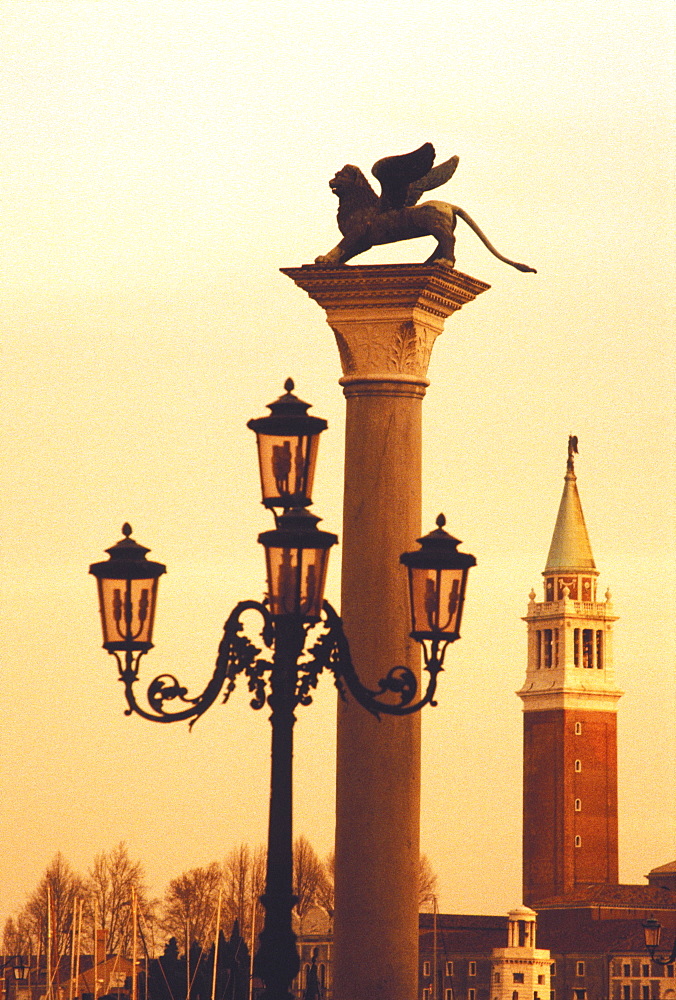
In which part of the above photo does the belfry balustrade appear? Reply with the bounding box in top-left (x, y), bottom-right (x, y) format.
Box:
top-left (89, 379), bottom-right (475, 1000)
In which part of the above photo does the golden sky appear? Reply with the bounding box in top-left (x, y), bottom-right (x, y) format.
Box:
top-left (2, 0), bottom-right (674, 925)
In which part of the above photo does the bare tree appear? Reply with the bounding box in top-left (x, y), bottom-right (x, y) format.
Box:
top-left (160, 863), bottom-right (223, 951)
top-left (84, 841), bottom-right (154, 957)
top-left (223, 844), bottom-right (266, 944)
top-left (418, 854), bottom-right (439, 912)
top-left (22, 854), bottom-right (86, 968)
top-left (310, 851), bottom-right (436, 916)
top-left (293, 836), bottom-right (331, 929)
top-left (315, 851), bottom-right (334, 920)
top-left (2, 913), bottom-right (32, 955)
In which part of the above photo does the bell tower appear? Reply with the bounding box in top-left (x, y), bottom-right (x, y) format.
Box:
top-left (519, 439), bottom-right (622, 905)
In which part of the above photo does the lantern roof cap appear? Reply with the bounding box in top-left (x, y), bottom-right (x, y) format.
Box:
top-left (544, 441), bottom-right (597, 574)
top-left (89, 524), bottom-right (167, 580)
top-left (258, 506), bottom-right (338, 551)
top-left (400, 514), bottom-right (477, 570)
top-left (247, 378), bottom-right (327, 436)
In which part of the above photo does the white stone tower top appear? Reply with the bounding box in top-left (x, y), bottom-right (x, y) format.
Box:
top-left (491, 906), bottom-right (552, 1000)
top-left (506, 906), bottom-right (537, 948)
top-left (519, 439), bottom-right (622, 709)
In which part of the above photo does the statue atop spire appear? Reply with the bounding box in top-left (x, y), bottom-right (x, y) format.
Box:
top-left (567, 434), bottom-right (579, 472)
top-left (545, 436), bottom-right (595, 575)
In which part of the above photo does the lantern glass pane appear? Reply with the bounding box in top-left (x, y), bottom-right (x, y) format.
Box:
top-left (97, 576), bottom-right (159, 649)
top-left (643, 921), bottom-right (661, 949)
top-left (409, 566), bottom-right (466, 637)
top-left (265, 545), bottom-right (330, 620)
top-left (255, 433), bottom-right (319, 507)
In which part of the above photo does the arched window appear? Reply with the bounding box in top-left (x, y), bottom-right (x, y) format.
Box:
top-left (575, 835), bottom-right (581, 847)
top-left (575, 798), bottom-right (582, 812)
top-left (575, 721), bottom-right (582, 735)
top-left (575, 759), bottom-right (582, 772)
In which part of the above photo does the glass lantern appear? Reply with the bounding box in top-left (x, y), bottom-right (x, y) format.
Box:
top-left (643, 917), bottom-right (662, 953)
top-left (400, 514), bottom-right (476, 643)
top-left (258, 508), bottom-right (337, 621)
top-left (247, 379), bottom-right (328, 510)
top-left (89, 524), bottom-right (166, 652)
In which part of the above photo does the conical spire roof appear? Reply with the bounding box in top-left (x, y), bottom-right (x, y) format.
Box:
top-left (545, 439), bottom-right (597, 573)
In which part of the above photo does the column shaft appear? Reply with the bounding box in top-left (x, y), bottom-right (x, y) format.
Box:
top-left (282, 263), bottom-right (489, 1000)
top-left (335, 381), bottom-right (424, 1000)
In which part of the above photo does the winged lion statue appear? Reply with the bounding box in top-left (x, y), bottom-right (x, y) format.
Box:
top-left (314, 142), bottom-right (536, 273)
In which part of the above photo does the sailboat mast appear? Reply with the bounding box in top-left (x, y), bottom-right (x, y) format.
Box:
top-left (69, 899), bottom-right (78, 1000)
top-left (185, 918), bottom-right (190, 1000)
top-left (132, 889), bottom-right (138, 1000)
top-left (211, 889), bottom-right (222, 1000)
top-left (74, 899), bottom-right (83, 1000)
top-left (47, 885), bottom-right (53, 1000)
top-left (93, 897), bottom-right (99, 1000)
top-left (433, 896), bottom-right (438, 1000)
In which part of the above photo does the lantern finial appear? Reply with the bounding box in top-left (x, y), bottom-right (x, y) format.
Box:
top-left (436, 513), bottom-right (446, 529)
top-left (122, 522), bottom-right (133, 537)
top-left (284, 377), bottom-right (295, 393)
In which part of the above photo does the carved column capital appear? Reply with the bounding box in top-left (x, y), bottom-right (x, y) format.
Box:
top-left (281, 263), bottom-right (489, 388)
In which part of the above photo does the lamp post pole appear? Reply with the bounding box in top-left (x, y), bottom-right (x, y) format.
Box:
top-left (90, 381), bottom-right (475, 1000)
top-left (256, 615), bottom-right (305, 1000)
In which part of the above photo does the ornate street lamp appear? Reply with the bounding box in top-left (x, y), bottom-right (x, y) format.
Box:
top-left (89, 381), bottom-right (475, 1000)
top-left (642, 916), bottom-right (676, 965)
top-left (13, 961), bottom-right (28, 985)
top-left (0, 960), bottom-right (28, 988)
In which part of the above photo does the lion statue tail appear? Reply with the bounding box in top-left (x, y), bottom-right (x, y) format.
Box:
top-left (453, 207), bottom-right (537, 273)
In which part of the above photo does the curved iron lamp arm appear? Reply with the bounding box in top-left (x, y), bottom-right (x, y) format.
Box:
top-left (318, 601), bottom-right (448, 718)
top-left (113, 598), bottom-right (446, 725)
top-left (114, 600), bottom-right (274, 726)
top-left (646, 940), bottom-right (676, 966)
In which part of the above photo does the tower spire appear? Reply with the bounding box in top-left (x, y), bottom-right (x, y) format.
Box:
top-left (545, 436), bottom-right (595, 576)
top-left (542, 438), bottom-right (598, 602)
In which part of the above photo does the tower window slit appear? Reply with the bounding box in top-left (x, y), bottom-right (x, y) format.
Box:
top-left (536, 630), bottom-right (541, 669)
top-left (574, 628), bottom-right (580, 666)
top-left (544, 629), bottom-right (553, 668)
top-left (596, 630), bottom-right (603, 668)
top-left (582, 629), bottom-right (594, 668)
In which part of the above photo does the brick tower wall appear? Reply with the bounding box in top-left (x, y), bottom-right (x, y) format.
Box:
top-left (523, 707), bottom-right (618, 905)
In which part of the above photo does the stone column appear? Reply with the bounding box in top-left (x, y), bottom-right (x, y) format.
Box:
top-left (282, 263), bottom-right (489, 1000)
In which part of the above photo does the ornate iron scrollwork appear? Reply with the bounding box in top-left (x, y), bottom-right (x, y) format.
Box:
top-left (113, 599), bottom-right (447, 725)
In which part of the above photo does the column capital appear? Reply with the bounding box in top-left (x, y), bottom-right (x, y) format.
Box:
top-left (281, 263), bottom-right (489, 387)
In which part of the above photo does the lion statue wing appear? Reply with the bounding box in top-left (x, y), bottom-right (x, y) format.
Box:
top-left (371, 143), bottom-right (459, 210)
top-left (405, 154), bottom-right (460, 206)
top-left (371, 142), bottom-right (436, 209)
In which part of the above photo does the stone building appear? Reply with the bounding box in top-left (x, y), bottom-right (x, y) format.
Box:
top-left (490, 907), bottom-right (552, 1000)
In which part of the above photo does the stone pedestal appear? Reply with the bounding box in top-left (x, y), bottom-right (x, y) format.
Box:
top-left (282, 263), bottom-right (489, 1000)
